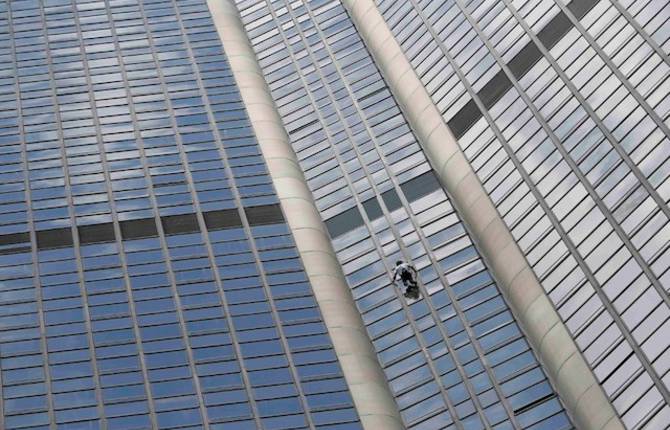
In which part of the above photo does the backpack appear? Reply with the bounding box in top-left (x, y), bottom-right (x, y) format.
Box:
top-left (397, 264), bottom-right (412, 280)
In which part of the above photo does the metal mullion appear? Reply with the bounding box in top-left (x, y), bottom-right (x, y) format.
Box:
top-left (605, 363), bottom-right (646, 403)
top-left (640, 227), bottom-right (670, 264)
top-left (524, 0), bottom-right (670, 225)
top-left (164, 235), bottom-right (266, 427)
top-left (373, 8), bottom-right (556, 423)
top-left (468, 0), bottom-right (500, 27)
top-left (513, 0), bottom-right (551, 29)
top-left (385, 0), bottom-right (589, 422)
top-left (240, 2), bottom-right (399, 427)
top-left (110, 2), bottom-right (218, 424)
top-left (624, 206), bottom-right (664, 242)
top-left (575, 312), bottom-right (622, 359)
top-left (162, 2), bottom-right (283, 427)
top-left (615, 377), bottom-right (664, 423)
top-left (522, 65), bottom-right (564, 104)
top-left (74, 9), bottom-right (157, 426)
top-left (440, 0), bottom-right (670, 410)
top-left (569, 294), bottom-right (612, 337)
top-left (302, 3), bottom-right (512, 428)
top-left (141, 202), bottom-right (213, 424)
top-left (476, 4), bottom-right (515, 50)
top-left (607, 0), bottom-right (670, 68)
top-left (127, 3), bottom-right (226, 428)
top-left (310, 23), bottom-right (518, 428)
top-left (498, 0), bottom-right (670, 308)
top-left (637, 402), bottom-right (669, 429)
top-left (587, 155), bottom-right (628, 192)
top-left (257, 1), bottom-right (467, 426)
top-left (38, 2), bottom-right (107, 427)
top-left (359, 223), bottom-right (469, 428)
top-left (7, 8), bottom-right (56, 429)
top-left (550, 0), bottom-right (670, 176)
top-left (595, 26), bottom-right (643, 72)
top-left (225, 209), bottom-right (319, 428)
top-left (257, 3), bottom-right (377, 224)
top-left (480, 0), bottom-right (654, 282)
top-left (376, 230), bottom-right (501, 427)
top-left (87, 1), bottom-right (165, 426)
top-left (459, 39), bottom-right (493, 79)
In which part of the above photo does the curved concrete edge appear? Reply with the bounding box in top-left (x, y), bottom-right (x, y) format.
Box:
top-left (341, 1), bottom-right (623, 429)
top-left (205, 1), bottom-right (404, 428)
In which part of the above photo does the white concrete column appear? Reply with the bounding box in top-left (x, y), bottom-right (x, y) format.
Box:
top-left (205, 1), bottom-right (404, 428)
top-left (341, 1), bottom-right (623, 429)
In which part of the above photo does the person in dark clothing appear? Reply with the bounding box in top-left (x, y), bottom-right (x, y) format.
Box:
top-left (392, 260), bottom-right (419, 299)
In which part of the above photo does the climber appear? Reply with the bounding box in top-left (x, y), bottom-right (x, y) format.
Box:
top-left (392, 260), bottom-right (419, 299)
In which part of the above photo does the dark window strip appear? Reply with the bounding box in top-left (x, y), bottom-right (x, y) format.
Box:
top-left (566, 0), bottom-right (601, 20)
top-left (325, 206), bottom-right (365, 238)
top-left (447, 0), bottom-right (599, 138)
top-left (448, 98), bottom-right (484, 140)
top-left (327, 171), bottom-right (442, 238)
top-left (204, 208), bottom-right (242, 231)
top-left (477, 69), bottom-right (513, 109)
top-left (0, 203), bottom-right (284, 254)
top-left (381, 189), bottom-right (402, 213)
top-left (161, 213), bottom-right (200, 236)
top-left (36, 228), bottom-right (74, 250)
top-left (245, 203), bottom-right (285, 226)
top-left (362, 198), bottom-right (383, 221)
top-left (535, 11), bottom-right (573, 51)
top-left (400, 171), bottom-right (441, 202)
top-left (506, 43), bottom-right (542, 80)
top-left (120, 218), bottom-right (159, 240)
top-left (0, 246), bottom-right (31, 256)
top-left (78, 223), bottom-right (116, 245)
top-left (0, 231), bottom-right (30, 247)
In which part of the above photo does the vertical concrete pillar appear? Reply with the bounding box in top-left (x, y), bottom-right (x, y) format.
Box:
top-left (341, 1), bottom-right (623, 429)
top-left (205, 1), bottom-right (404, 428)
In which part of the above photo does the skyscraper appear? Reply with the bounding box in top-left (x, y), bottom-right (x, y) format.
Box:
top-left (1, 0), bottom-right (358, 428)
top-left (0, 1), bottom-right (667, 430)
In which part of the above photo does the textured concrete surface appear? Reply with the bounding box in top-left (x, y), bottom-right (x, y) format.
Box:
top-left (341, 0), bottom-right (623, 429)
top-left (205, 1), bottom-right (404, 428)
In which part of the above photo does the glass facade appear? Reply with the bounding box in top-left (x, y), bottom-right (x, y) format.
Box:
top-left (0, 0), bottom-right (358, 429)
top-left (375, 0), bottom-right (670, 427)
top-left (3, 0), bottom-right (668, 428)
top-left (236, 0), bottom-right (571, 428)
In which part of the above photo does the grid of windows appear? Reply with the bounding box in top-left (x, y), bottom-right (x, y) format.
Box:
top-left (376, 0), bottom-right (670, 427)
top-left (1, 0), bottom-right (358, 428)
top-left (236, 0), bottom-right (571, 428)
top-left (616, 0), bottom-right (670, 55)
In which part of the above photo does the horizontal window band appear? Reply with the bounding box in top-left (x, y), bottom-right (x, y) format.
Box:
top-left (381, 188), bottom-right (402, 213)
top-left (0, 232), bottom-right (31, 248)
top-left (120, 218), bottom-right (159, 240)
top-left (3, 203), bottom-right (285, 254)
top-left (161, 213), bottom-right (200, 236)
top-left (79, 223), bottom-right (116, 244)
top-left (325, 171), bottom-right (441, 238)
top-left (0, 246), bottom-right (31, 256)
top-left (400, 170), bottom-right (441, 202)
top-left (447, 0), bottom-right (599, 139)
top-left (204, 208), bottom-right (242, 231)
top-left (325, 206), bottom-right (365, 239)
top-left (244, 203), bottom-right (284, 227)
top-left (37, 228), bottom-right (73, 249)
